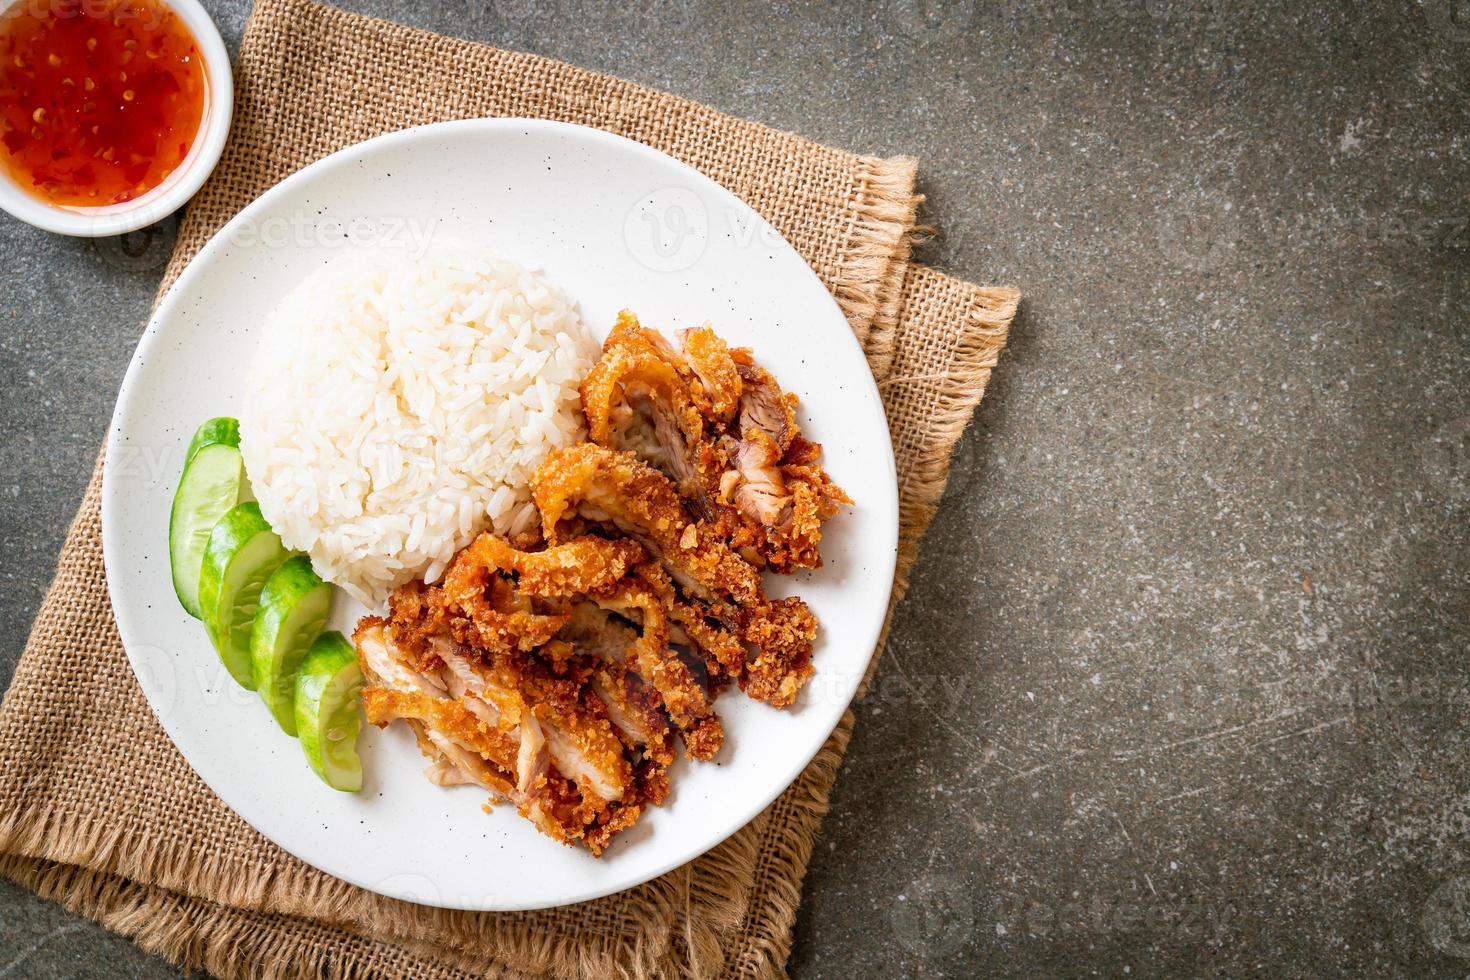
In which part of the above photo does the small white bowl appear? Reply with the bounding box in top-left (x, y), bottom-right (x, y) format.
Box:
top-left (0, 0), bottom-right (232, 237)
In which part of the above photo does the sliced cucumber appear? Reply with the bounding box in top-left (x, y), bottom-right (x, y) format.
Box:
top-left (169, 417), bottom-right (244, 619)
top-left (252, 556), bottom-right (333, 736)
top-left (296, 632), bottom-right (364, 792)
top-left (199, 503), bottom-right (289, 690)
top-left (184, 416), bottom-right (240, 465)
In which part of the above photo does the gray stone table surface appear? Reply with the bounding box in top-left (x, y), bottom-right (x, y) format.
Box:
top-left (2, 0), bottom-right (1468, 976)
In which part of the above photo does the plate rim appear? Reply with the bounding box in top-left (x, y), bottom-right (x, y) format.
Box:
top-left (101, 116), bottom-right (899, 911)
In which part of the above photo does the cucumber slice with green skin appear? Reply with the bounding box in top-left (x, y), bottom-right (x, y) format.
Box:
top-left (169, 417), bottom-right (244, 619)
top-left (296, 632), bottom-right (364, 792)
top-left (252, 556), bottom-right (333, 736)
top-left (198, 503), bottom-right (289, 690)
top-left (184, 416), bottom-right (240, 465)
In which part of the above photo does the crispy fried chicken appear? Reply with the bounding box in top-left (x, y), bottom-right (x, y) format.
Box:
top-left (580, 311), bottom-right (850, 572)
top-left (532, 444), bottom-right (817, 708)
top-left (532, 442), bottom-right (761, 605)
top-left (354, 314), bottom-right (850, 855)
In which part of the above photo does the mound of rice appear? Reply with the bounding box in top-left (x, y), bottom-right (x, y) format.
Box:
top-left (240, 243), bottom-right (595, 606)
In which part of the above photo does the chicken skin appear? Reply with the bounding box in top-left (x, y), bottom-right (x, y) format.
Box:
top-left (579, 311), bottom-right (850, 572)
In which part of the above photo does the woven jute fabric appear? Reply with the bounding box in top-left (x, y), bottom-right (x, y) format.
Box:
top-left (0, 0), bottom-right (1018, 976)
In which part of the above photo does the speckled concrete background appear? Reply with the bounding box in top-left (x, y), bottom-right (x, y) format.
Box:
top-left (2, 0), bottom-right (1468, 976)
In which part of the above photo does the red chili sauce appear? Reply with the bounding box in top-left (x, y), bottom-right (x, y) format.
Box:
top-left (0, 0), bottom-right (206, 206)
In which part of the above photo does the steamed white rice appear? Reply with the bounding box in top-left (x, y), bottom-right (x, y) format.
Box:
top-left (239, 242), bottom-right (595, 606)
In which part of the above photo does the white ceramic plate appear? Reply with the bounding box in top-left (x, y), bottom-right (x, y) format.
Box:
top-left (102, 119), bottom-right (898, 911)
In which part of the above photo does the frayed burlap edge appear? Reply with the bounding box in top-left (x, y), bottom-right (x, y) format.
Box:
top-left (0, 458), bottom-right (730, 976)
top-left (835, 156), bottom-right (920, 363)
top-left (109, 150), bottom-right (918, 980)
top-left (857, 281), bottom-right (1019, 702)
top-left (879, 284), bottom-right (1018, 610)
top-left (0, 640), bottom-right (857, 980)
top-left (0, 794), bottom-right (719, 980)
top-left (0, 854), bottom-right (498, 980)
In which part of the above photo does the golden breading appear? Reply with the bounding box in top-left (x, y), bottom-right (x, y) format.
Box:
top-left (580, 312), bottom-right (705, 453)
top-left (634, 561), bottom-right (745, 679)
top-left (435, 534), bottom-right (641, 654)
top-left (448, 531), bottom-right (644, 599)
top-left (477, 644), bottom-right (634, 803)
top-left (362, 686), bottom-right (521, 774)
top-left (737, 597), bottom-right (819, 708)
top-left (357, 618), bottom-right (659, 856)
top-left (677, 324), bottom-right (742, 423)
top-left (578, 311), bottom-right (849, 572)
top-left (532, 446), bottom-right (819, 710)
top-left (532, 442), bottom-right (762, 605)
top-left (584, 581), bottom-right (724, 761)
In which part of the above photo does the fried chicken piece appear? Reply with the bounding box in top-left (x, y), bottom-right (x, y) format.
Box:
top-left (737, 596), bottom-right (818, 708)
top-left (436, 533), bottom-right (643, 654)
top-left (633, 561), bottom-right (745, 679)
top-left (579, 311), bottom-right (848, 572)
top-left (437, 642), bottom-right (632, 804)
top-left (357, 621), bottom-right (575, 844)
top-left (709, 355), bottom-right (852, 571)
top-left (532, 445), bottom-right (818, 709)
top-left (581, 311), bottom-right (710, 507)
top-left (357, 619), bottom-right (646, 854)
top-left (373, 586), bottom-right (638, 806)
top-left (352, 313), bottom-right (850, 851)
top-left (560, 590), bottom-right (724, 761)
top-left (532, 443), bottom-right (761, 606)
top-left (733, 358), bottom-right (796, 450)
top-left (578, 635), bottom-right (675, 803)
top-left (450, 532), bottom-right (644, 599)
top-left (428, 529), bottom-right (722, 758)
top-left (362, 686), bottom-right (522, 779)
top-left (590, 663), bottom-right (674, 763)
top-left (678, 325), bottom-right (742, 423)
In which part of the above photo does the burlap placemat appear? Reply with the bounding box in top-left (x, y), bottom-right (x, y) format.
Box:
top-left (0, 0), bottom-right (1019, 976)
